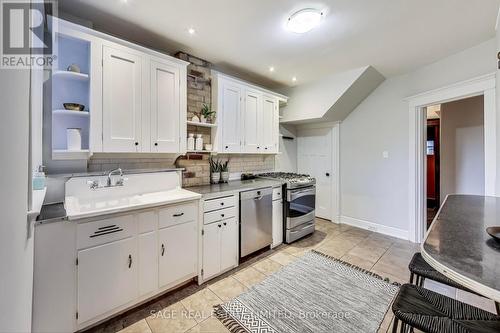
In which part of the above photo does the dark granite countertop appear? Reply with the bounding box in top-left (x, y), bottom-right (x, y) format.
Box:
top-left (422, 195), bottom-right (500, 301)
top-left (187, 179), bottom-right (284, 199)
top-left (36, 202), bottom-right (67, 225)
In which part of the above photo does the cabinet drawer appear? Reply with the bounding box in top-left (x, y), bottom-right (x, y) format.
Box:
top-left (272, 187), bottom-right (282, 201)
top-left (204, 206), bottom-right (237, 225)
top-left (159, 201), bottom-right (198, 229)
top-left (204, 195), bottom-right (236, 212)
top-left (77, 215), bottom-right (136, 250)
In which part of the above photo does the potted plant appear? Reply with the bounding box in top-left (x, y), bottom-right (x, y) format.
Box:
top-left (209, 157), bottom-right (221, 184)
top-left (200, 104), bottom-right (215, 124)
top-left (220, 160), bottom-right (229, 183)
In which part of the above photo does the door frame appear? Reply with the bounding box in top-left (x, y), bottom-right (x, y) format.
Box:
top-left (296, 121), bottom-right (340, 223)
top-left (407, 73), bottom-right (496, 243)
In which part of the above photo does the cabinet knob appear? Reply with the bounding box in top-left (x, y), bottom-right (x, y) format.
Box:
top-left (257, 146), bottom-right (260, 149)
top-left (225, 146), bottom-right (229, 149)
top-left (154, 143), bottom-right (158, 146)
top-left (134, 142), bottom-right (139, 146)
top-left (221, 214), bottom-right (225, 217)
top-left (326, 173), bottom-right (330, 177)
top-left (265, 147), bottom-right (268, 150)
top-left (220, 202), bottom-right (224, 206)
top-left (218, 224), bottom-right (221, 228)
top-left (223, 222), bottom-right (227, 226)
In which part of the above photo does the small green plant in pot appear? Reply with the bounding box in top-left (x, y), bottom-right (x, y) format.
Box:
top-left (220, 160), bottom-right (229, 183)
top-left (209, 157), bottom-right (221, 184)
top-left (200, 104), bottom-right (215, 124)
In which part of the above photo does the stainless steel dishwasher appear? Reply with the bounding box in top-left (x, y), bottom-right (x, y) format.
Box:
top-left (240, 187), bottom-right (273, 258)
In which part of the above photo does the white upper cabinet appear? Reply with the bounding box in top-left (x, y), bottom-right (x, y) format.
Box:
top-left (242, 89), bottom-right (262, 153)
top-left (262, 95), bottom-right (278, 153)
top-left (212, 72), bottom-right (287, 154)
top-left (54, 19), bottom-right (187, 156)
top-left (220, 81), bottom-right (242, 153)
top-left (150, 59), bottom-right (180, 153)
top-left (102, 46), bottom-right (143, 152)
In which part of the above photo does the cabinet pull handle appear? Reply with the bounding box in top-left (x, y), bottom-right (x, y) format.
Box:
top-left (128, 254), bottom-right (132, 268)
top-left (90, 228), bottom-right (123, 238)
top-left (161, 244), bottom-right (165, 256)
top-left (173, 212), bottom-right (184, 217)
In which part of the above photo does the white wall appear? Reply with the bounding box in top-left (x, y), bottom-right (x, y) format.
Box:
top-left (340, 38), bottom-right (496, 238)
top-left (0, 69), bottom-right (33, 331)
top-left (275, 124), bottom-right (298, 172)
top-left (440, 96), bottom-right (485, 202)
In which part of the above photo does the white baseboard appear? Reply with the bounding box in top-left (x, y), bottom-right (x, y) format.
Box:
top-left (339, 215), bottom-right (409, 240)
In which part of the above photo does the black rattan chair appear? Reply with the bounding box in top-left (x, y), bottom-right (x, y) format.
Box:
top-left (409, 252), bottom-right (473, 291)
top-left (392, 284), bottom-right (500, 333)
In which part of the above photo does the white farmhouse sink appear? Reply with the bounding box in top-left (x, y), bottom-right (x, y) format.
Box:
top-left (65, 171), bottom-right (201, 220)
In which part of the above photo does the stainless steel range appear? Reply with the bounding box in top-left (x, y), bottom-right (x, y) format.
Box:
top-left (257, 172), bottom-right (316, 243)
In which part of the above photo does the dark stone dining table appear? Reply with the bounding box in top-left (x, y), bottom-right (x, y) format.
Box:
top-left (422, 195), bottom-right (500, 302)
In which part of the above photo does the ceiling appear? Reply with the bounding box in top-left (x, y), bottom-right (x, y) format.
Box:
top-left (58, 0), bottom-right (500, 89)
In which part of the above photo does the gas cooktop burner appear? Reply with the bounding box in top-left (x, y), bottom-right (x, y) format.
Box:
top-left (257, 172), bottom-right (315, 188)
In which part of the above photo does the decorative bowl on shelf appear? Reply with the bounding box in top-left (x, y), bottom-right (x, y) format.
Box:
top-left (486, 227), bottom-right (500, 243)
top-left (63, 103), bottom-right (85, 111)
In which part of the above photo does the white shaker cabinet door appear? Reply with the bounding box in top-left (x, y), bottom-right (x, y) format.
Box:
top-left (221, 82), bottom-right (242, 153)
top-left (262, 96), bottom-right (278, 153)
top-left (77, 237), bottom-right (138, 324)
top-left (242, 89), bottom-right (262, 153)
top-left (102, 46), bottom-right (142, 152)
top-left (220, 217), bottom-right (238, 272)
top-left (150, 60), bottom-right (180, 153)
top-left (202, 221), bottom-right (221, 280)
top-left (158, 221), bottom-right (197, 288)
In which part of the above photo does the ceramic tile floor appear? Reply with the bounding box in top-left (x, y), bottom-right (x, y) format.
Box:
top-left (85, 218), bottom-right (495, 333)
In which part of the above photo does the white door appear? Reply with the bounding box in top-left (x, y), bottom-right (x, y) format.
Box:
top-left (138, 231), bottom-right (158, 296)
top-left (221, 81), bottom-right (242, 152)
top-left (297, 127), bottom-right (336, 220)
top-left (243, 89), bottom-right (262, 153)
top-left (272, 200), bottom-right (283, 247)
top-left (150, 60), bottom-right (180, 153)
top-left (77, 237), bottom-right (138, 324)
top-left (262, 96), bottom-right (278, 153)
top-left (220, 217), bottom-right (238, 272)
top-left (158, 222), bottom-right (197, 287)
top-left (102, 46), bottom-right (142, 152)
top-left (202, 222), bottom-right (221, 280)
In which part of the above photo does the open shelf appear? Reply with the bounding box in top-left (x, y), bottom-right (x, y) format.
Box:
top-left (52, 149), bottom-right (90, 160)
top-left (53, 109), bottom-right (90, 117)
top-left (52, 70), bottom-right (89, 81)
top-left (187, 121), bottom-right (217, 128)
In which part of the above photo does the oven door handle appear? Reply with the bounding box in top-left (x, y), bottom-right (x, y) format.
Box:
top-left (288, 187), bottom-right (315, 201)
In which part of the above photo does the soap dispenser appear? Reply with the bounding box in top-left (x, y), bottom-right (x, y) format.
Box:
top-left (32, 165), bottom-right (46, 190)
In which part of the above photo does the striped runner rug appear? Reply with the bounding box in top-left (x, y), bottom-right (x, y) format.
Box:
top-left (215, 250), bottom-right (400, 333)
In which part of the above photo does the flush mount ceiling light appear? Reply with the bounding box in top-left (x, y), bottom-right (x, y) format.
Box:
top-left (269, 66), bottom-right (275, 72)
top-left (188, 27), bottom-right (196, 35)
top-left (286, 8), bottom-right (323, 34)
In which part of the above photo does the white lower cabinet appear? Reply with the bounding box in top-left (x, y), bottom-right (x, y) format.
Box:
top-left (77, 237), bottom-right (138, 324)
top-left (159, 221), bottom-right (197, 287)
top-left (202, 217), bottom-right (238, 281)
top-left (272, 199), bottom-right (283, 248)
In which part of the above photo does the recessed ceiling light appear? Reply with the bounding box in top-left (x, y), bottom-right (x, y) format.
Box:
top-left (269, 66), bottom-right (275, 72)
top-left (286, 8), bottom-right (323, 34)
top-left (292, 76), bottom-right (297, 82)
top-left (188, 27), bottom-right (196, 35)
